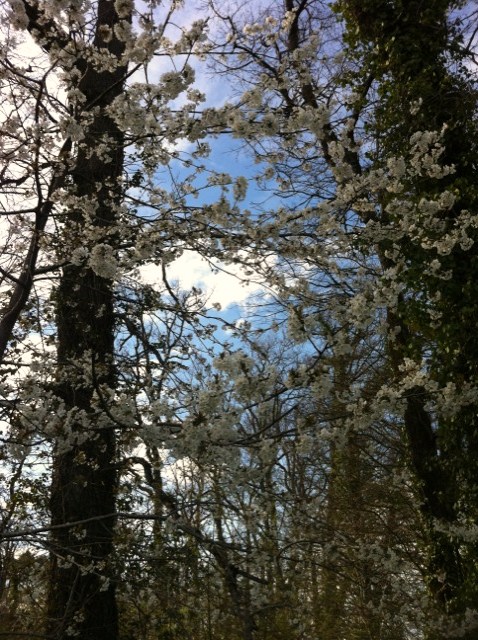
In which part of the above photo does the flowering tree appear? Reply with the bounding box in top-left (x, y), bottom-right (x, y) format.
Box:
top-left (206, 0), bottom-right (478, 635)
top-left (0, 0), bottom-right (212, 637)
top-left (2, 0), bottom-right (478, 638)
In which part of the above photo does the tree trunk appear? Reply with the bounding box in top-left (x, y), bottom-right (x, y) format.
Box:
top-left (40, 2), bottom-right (130, 637)
top-left (341, 0), bottom-right (478, 628)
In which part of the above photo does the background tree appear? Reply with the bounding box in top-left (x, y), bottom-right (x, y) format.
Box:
top-left (206, 0), bottom-right (478, 635)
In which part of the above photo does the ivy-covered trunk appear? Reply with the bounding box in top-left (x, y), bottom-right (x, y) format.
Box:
top-left (341, 0), bottom-right (478, 630)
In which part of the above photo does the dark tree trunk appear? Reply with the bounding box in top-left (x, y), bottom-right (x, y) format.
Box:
top-left (37, 2), bottom-right (130, 638)
top-left (342, 0), bottom-right (478, 627)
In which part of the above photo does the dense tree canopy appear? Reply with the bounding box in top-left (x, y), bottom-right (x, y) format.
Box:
top-left (1, 1), bottom-right (478, 639)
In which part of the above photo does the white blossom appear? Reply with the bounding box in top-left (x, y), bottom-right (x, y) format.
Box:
top-left (88, 243), bottom-right (118, 279)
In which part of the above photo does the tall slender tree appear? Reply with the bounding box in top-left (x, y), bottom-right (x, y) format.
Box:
top-left (11, 1), bottom-right (131, 637)
top-left (1, 0), bottom-right (209, 637)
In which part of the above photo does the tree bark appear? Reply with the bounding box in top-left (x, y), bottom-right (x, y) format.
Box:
top-left (342, 0), bottom-right (478, 626)
top-left (23, 2), bottom-right (132, 637)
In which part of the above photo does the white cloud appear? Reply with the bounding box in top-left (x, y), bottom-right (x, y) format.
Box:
top-left (140, 250), bottom-right (267, 309)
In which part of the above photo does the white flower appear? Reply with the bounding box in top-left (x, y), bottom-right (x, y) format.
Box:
top-left (88, 244), bottom-right (118, 279)
top-left (114, 0), bottom-right (132, 18)
top-left (7, 0), bottom-right (28, 29)
top-left (71, 247), bottom-right (89, 266)
top-left (233, 176), bottom-right (248, 201)
top-left (62, 118), bottom-right (85, 142)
